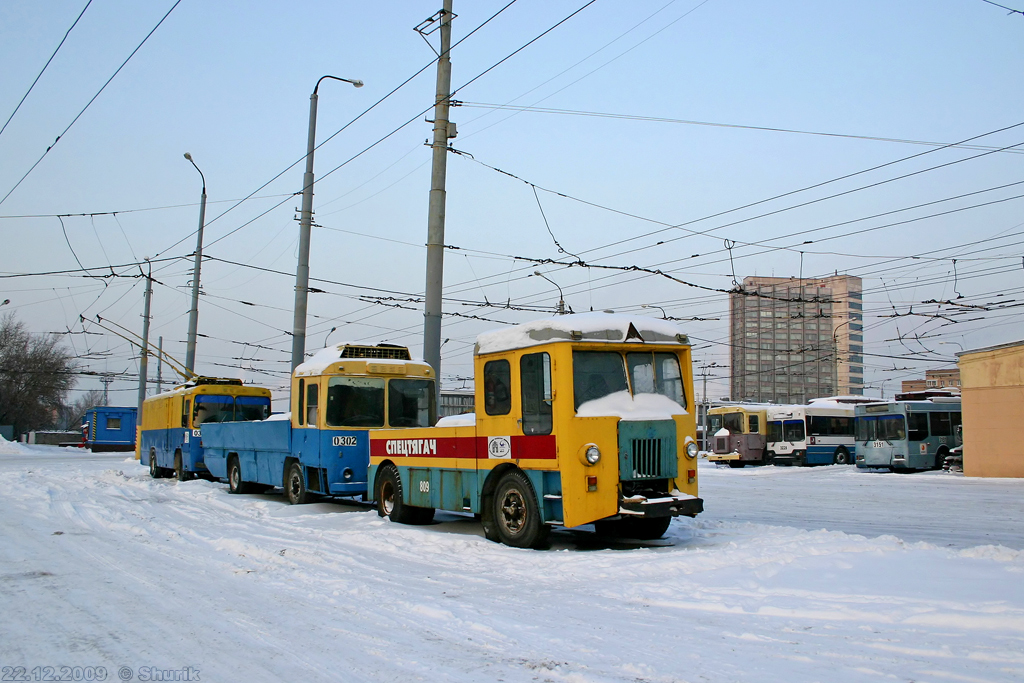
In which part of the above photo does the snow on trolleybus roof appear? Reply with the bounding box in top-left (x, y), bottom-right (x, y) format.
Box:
top-left (294, 342), bottom-right (431, 377)
top-left (474, 313), bottom-right (691, 356)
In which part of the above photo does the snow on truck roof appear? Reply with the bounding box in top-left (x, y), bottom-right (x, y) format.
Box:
top-left (474, 313), bottom-right (690, 355)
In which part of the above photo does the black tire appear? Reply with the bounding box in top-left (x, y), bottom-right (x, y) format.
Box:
top-left (227, 456), bottom-right (252, 495)
top-left (285, 461), bottom-right (309, 505)
top-left (595, 516), bottom-right (672, 540)
top-left (763, 452), bottom-right (775, 466)
top-left (934, 447), bottom-right (948, 470)
top-left (728, 461), bottom-right (745, 469)
top-left (174, 451), bottom-right (191, 482)
top-left (375, 464), bottom-right (419, 524)
top-left (492, 470), bottom-right (549, 549)
top-left (834, 447), bottom-right (850, 465)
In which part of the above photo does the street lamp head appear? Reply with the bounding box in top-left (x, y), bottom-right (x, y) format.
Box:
top-left (183, 152), bottom-right (193, 161)
top-left (351, 80), bottom-right (364, 88)
top-left (533, 271), bottom-right (542, 276)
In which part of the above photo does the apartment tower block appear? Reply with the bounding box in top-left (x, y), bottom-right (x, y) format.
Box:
top-left (730, 275), bottom-right (864, 403)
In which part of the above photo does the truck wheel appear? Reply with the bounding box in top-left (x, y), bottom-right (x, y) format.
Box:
top-left (834, 447), bottom-right (850, 465)
top-left (286, 462), bottom-right (309, 505)
top-left (227, 456), bottom-right (252, 495)
top-left (174, 451), bottom-right (191, 482)
top-left (595, 517), bottom-right (671, 540)
top-left (376, 464), bottom-right (416, 524)
top-left (493, 470), bottom-right (549, 549)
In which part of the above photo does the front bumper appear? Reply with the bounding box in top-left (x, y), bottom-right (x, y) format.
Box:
top-left (619, 492), bottom-right (704, 519)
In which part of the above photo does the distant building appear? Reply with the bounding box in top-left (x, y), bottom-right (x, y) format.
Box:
top-left (730, 275), bottom-right (864, 403)
top-left (957, 340), bottom-right (1024, 478)
top-left (901, 368), bottom-right (961, 394)
top-left (439, 390), bottom-right (474, 418)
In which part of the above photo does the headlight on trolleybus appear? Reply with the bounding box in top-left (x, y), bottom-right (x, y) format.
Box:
top-left (686, 441), bottom-right (699, 459)
top-left (580, 444), bottom-right (601, 466)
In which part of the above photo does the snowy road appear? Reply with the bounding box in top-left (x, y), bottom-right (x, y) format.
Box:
top-left (2, 447), bottom-right (1022, 683)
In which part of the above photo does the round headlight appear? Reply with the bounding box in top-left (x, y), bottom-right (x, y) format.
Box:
top-left (585, 445), bottom-right (601, 465)
top-left (686, 441), bottom-right (699, 459)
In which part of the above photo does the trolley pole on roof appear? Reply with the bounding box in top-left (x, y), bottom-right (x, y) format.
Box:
top-left (421, 0), bottom-right (455, 390)
top-left (137, 260), bottom-right (153, 417)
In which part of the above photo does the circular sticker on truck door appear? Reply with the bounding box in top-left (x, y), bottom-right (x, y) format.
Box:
top-left (487, 436), bottom-right (512, 459)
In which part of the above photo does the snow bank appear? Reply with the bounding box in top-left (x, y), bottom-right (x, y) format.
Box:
top-left (0, 435), bottom-right (30, 455)
top-left (576, 390), bottom-right (687, 420)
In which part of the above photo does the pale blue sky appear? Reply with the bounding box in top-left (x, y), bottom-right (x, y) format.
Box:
top-left (1, 0), bottom-right (1022, 405)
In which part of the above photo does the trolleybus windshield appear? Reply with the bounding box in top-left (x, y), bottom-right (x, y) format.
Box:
top-left (855, 414), bottom-right (906, 442)
top-left (325, 377), bottom-right (385, 427)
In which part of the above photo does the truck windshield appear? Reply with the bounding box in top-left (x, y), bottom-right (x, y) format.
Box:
top-left (626, 352), bottom-right (685, 405)
top-left (708, 414), bottom-right (724, 433)
top-left (573, 351), bottom-right (629, 410)
top-left (325, 377), bottom-right (386, 427)
top-left (388, 379), bottom-right (436, 428)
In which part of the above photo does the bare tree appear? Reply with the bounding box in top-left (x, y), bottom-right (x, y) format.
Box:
top-left (59, 389), bottom-right (105, 430)
top-left (0, 313), bottom-right (76, 435)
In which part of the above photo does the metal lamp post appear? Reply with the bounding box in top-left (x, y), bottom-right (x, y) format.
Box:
top-left (832, 318), bottom-right (853, 396)
top-left (183, 152), bottom-right (206, 375)
top-left (532, 271), bottom-right (566, 315)
top-left (290, 75), bottom-right (363, 371)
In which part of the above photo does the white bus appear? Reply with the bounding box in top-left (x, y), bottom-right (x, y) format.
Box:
top-left (766, 399), bottom-right (857, 466)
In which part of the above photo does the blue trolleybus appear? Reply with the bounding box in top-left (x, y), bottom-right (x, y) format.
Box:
top-left (140, 378), bottom-right (272, 481)
top-left (854, 398), bottom-right (962, 471)
top-left (199, 343), bottom-right (435, 503)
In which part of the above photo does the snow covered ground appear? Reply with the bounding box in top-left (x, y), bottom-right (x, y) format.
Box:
top-left (2, 447), bottom-right (1022, 682)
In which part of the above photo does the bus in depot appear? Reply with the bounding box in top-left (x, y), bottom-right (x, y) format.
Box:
top-left (706, 404), bottom-right (768, 467)
top-left (766, 398), bottom-right (857, 466)
top-left (199, 343), bottom-right (435, 504)
top-left (140, 377), bottom-right (272, 481)
top-left (854, 397), bottom-right (961, 471)
top-left (367, 314), bottom-right (704, 549)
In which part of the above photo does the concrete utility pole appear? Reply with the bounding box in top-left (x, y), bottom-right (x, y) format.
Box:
top-left (156, 336), bottom-right (163, 393)
top-left (183, 152), bottom-right (206, 374)
top-left (137, 260), bottom-right (153, 416)
top-left (290, 75), bottom-right (363, 371)
top-left (422, 0), bottom-right (455, 386)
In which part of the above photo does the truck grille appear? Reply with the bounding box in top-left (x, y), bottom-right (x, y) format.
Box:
top-left (715, 435), bottom-right (728, 453)
top-left (630, 438), bottom-right (664, 478)
top-left (618, 420), bottom-right (678, 482)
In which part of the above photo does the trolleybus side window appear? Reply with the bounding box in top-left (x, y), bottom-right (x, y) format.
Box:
top-left (929, 412), bottom-right (953, 438)
top-left (520, 352), bottom-right (552, 435)
top-left (723, 412), bottom-right (743, 434)
top-left (325, 377), bottom-right (385, 427)
top-left (573, 351), bottom-right (628, 410)
top-left (297, 379), bottom-right (305, 425)
top-left (483, 360), bottom-right (511, 416)
top-left (306, 382), bottom-right (319, 426)
top-left (388, 378), bottom-right (435, 428)
top-left (907, 413), bottom-right (929, 441)
top-left (182, 399), bottom-right (190, 428)
top-left (626, 352), bottom-right (685, 405)
top-left (748, 414), bottom-right (759, 433)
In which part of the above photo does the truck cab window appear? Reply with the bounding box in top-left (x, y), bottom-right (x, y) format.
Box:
top-left (572, 351), bottom-right (628, 410)
top-left (520, 352), bottom-right (552, 435)
top-left (483, 360), bottom-right (511, 416)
